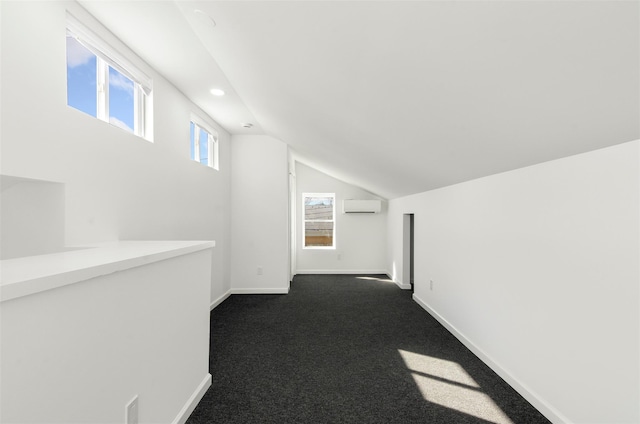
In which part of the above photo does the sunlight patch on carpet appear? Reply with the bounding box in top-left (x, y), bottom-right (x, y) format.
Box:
top-left (356, 276), bottom-right (394, 283)
top-left (398, 349), bottom-right (514, 424)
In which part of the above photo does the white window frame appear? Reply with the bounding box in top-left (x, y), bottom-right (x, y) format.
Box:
top-left (190, 115), bottom-right (219, 170)
top-left (66, 12), bottom-right (152, 140)
top-left (302, 193), bottom-right (336, 250)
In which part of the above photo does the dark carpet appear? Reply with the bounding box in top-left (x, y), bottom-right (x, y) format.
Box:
top-left (187, 274), bottom-right (551, 424)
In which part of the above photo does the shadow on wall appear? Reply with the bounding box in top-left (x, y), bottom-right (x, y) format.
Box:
top-left (0, 175), bottom-right (66, 259)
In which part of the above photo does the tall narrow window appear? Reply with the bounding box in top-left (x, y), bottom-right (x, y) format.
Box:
top-left (66, 13), bottom-right (152, 139)
top-left (303, 193), bottom-right (335, 248)
top-left (190, 118), bottom-right (219, 169)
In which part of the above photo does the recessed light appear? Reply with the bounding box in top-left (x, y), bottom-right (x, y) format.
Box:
top-left (241, 123), bottom-right (253, 129)
top-left (210, 88), bottom-right (225, 96)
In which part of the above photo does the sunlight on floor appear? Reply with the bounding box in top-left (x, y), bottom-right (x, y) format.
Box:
top-left (398, 349), bottom-right (514, 424)
top-left (356, 276), bottom-right (394, 283)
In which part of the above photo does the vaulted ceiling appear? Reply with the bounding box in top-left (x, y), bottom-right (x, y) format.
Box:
top-left (80, 1), bottom-right (639, 199)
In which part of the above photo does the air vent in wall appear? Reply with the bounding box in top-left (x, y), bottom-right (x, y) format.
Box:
top-left (343, 199), bottom-right (382, 214)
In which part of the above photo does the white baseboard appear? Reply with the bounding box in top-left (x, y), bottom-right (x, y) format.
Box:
top-left (172, 373), bottom-right (212, 424)
top-left (383, 270), bottom-right (411, 290)
top-left (210, 290), bottom-right (231, 310)
top-left (412, 294), bottom-right (568, 424)
top-left (394, 280), bottom-right (412, 290)
top-left (230, 287), bottom-right (290, 294)
top-left (295, 269), bottom-right (389, 275)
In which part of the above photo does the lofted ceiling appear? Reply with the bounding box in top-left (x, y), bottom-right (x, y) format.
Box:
top-left (80, 0), bottom-right (639, 200)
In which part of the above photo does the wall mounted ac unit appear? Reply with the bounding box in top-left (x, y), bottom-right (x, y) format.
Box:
top-left (342, 199), bottom-right (382, 214)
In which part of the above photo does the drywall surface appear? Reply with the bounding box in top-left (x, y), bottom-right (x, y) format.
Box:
top-left (0, 1), bottom-right (231, 301)
top-left (295, 162), bottom-right (387, 274)
top-left (0, 176), bottom-right (66, 259)
top-left (230, 135), bottom-right (290, 293)
top-left (1, 248), bottom-right (212, 424)
top-left (387, 140), bottom-right (640, 423)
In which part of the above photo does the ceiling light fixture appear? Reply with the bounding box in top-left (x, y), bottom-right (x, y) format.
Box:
top-left (210, 88), bottom-right (225, 96)
top-left (241, 123), bottom-right (254, 129)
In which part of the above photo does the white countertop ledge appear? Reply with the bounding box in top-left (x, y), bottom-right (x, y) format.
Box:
top-left (0, 240), bottom-right (215, 302)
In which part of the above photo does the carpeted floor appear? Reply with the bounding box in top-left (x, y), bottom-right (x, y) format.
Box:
top-left (187, 274), bottom-right (551, 424)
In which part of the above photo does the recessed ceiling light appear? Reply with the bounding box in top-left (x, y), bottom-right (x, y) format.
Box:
top-left (210, 88), bottom-right (225, 96)
top-left (241, 123), bottom-right (254, 129)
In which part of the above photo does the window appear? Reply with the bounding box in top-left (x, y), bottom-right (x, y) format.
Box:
top-left (66, 13), bottom-right (152, 139)
top-left (303, 193), bottom-right (335, 248)
top-left (190, 118), bottom-right (219, 169)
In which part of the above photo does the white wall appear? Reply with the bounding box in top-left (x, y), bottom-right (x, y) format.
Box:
top-left (387, 140), bottom-right (640, 423)
top-left (1, 249), bottom-right (212, 424)
top-left (288, 150), bottom-right (297, 281)
top-left (0, 1), bottom-right (232, 302)
top-left (0, 176), bottom-right (66, 259)
top-left (230, 135), bottom-right (290, 293)
top-left (295, 162), bottom-right (387, 274)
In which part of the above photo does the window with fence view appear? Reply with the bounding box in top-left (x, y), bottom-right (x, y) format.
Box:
top-left (303, 194), bottom-right (335, 248)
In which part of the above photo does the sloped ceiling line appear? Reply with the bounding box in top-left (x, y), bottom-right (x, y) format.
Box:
top-left (80, 0), bottom-right (639, 199)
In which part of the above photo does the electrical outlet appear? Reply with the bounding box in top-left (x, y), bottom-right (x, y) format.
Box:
top-left (257, 266), bottom-right (263, 275)
top-left (126, 395), bottom-right (138, 424)
top-left (337, 253), bottom-right (342, 261)
top-left (430, 280), bottom-right (433, 291)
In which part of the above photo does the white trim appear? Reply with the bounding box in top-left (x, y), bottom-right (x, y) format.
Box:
top-left (230, 288), bottom-right (290, 295)
top-left (301, 245), bottom-right (336, 250)
top-left (386, 270), bottom-right (412, 290)
top-left (189, 116), bottom-right (218, 169)
top-left (210, 132), bottom-right (219, 170)
top-left (66, 13), bottom-right (152, 140)
top-left (295, 269), bottom-right (389, 275)
top-left (210, 289), bottom-right (232, 311)
top-left (171, 373), bottom-right (212, 424)
top-left (412, 294), bottom-right (569, 424)
top-left (394, 280), bottom-right (412, 290)
top-left (1, 241), bottom-right (214, 303)
top-left (134, 87), bottom-right (144, 136)
top-left (302, 193), bottom-right (336, 249)
top-left (385, 270), bottom-right (412, 290)
top-left (96, 57), bottom-right (108, 121)
top-left (189, 113), bottom-right (217, 137)
top-left (67, 12), bottom-right (152, 93)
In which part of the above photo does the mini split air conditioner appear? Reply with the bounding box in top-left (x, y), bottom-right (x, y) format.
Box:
top-left (342, 199), bottom-right (382, 214)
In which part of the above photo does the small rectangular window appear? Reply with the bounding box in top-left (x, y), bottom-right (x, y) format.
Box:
top-left (190, 118), bottom-right (219, 169)
top-left (303, 193), bottom-right (335, 248)
top-left (66, 13), bottom-right (152, 140)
